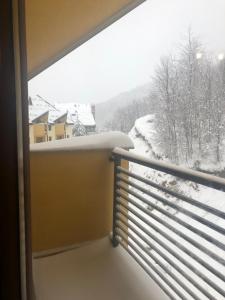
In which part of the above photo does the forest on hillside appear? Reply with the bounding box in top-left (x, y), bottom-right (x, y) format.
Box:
top-left (106, 31), bottom-right (225, 165)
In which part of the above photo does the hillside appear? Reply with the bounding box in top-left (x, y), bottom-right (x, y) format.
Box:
top-left (128, 115), bottom-right (225, 299)
top-left (95, 83), bottom-right (151, 129)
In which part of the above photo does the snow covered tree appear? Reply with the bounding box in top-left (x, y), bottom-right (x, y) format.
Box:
top-left (153, 31), bottom-right (225, 165)
top-left (72, 117), bottom-right (86, 136)
top-left (104, 98), bottom-right (153, 133)
top-left (153, 55), bottom-right (180, 162)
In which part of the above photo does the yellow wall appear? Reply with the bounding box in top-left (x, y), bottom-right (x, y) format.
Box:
top-left (55, 123), bottom-right (65, 138)
top-left (29, 123), bottom-right (48, 144)
top-left (30, 123), bottom-right (67, 143)
top-left (30, 149), bottom-right (128, 253)
top-left (47, 124), bottom-right (55, 141)
top-left (26, 0), bottom-right (144, 77)
top-left (29, 125), bottom-right (34, 144)
top-left (66, 124), bottom-right (73, 138)
top-left (33, 123), bottom-right (47, 139)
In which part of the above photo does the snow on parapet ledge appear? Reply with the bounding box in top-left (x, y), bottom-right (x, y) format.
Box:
top-left (30, 132), bottom-right (134, 152)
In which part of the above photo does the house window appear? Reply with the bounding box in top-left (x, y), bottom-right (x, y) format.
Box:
top-left (35, 136), bottom-right (44, 143)
top-left (48, 124), bottom-right (52, 131)
top-left (56, 135), bottom-right (64, 140)
top-left (48, 136), bottom-right (52, 141)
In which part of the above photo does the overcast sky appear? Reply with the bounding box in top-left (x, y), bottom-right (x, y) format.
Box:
top-left (28, 0), bottom-right (225, 104)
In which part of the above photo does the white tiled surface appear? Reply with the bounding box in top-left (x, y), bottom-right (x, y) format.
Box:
top-left (33, 237), bottom-right (169, 300)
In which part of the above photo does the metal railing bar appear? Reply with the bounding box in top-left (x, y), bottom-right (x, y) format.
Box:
top-left (116, 214), bottom-right (215, 300)
top-left (116, 223), bottom-right (205, 300)
top-left (117, 177), bottom-right (225, 236)
top-left (117, 234), bottom-right (188, 300)
top-left (112, 147), bottom-right (225, 192)
top-left (117, 166), bottom-right (225, 220)
top-left (117, 186), bottom-right (225, 255)
top-left (117, 197), bottom-right (225, 293)
top-left (112, 149), bottom-right (225, 298)
top-left (117, 239), bottom-right (178, 300)
top-left (112, 157), bottom-right (121, 247)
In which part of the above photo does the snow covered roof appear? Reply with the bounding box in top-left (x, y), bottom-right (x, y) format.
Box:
top-left (48, 110), bottom-right (67, 124)
top-left (30, 132), bottom-right (133, 152)
top-left (29, 106), bottom-right (48, 123)
top-left (55, 102), bottom-right (95, 126)
top-left (29, 96), bottom-right (95, 126)
top-left (30, 95), bottom-right (56, 110)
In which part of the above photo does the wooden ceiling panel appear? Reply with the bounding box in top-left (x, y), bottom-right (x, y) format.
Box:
top-left (25, 0), bottom-right (145, 78)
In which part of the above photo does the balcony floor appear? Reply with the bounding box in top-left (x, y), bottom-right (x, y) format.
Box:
top-left (33, 237), bottom-right (169, 300)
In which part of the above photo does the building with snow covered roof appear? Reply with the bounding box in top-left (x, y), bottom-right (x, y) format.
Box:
top-left (29, 105), bottom-right (49, 143)
top-left (29, 96), bottom-right (96, 143)
top-left (54, 102), bottom-right (96, 135)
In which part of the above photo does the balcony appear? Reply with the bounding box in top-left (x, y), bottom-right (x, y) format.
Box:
top-left (33, 237), bottom-right (167, 300)
top-left (30, 132), bottom-right (225, 300)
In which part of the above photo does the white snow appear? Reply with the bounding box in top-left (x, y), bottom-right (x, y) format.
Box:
top-left (48, 110), bottom-right (67, 124)
top-left (55, 102), bottom-right (95, 126)
top-left (125, 114), bottom-right (225, 300)
top-left (29, 106), bottom-right (48, 123)
top-left (30, 95), bottom-right (56, 110)
top-left (29, 95), bottom-right (95, 127)
top-left (30, 131), bottom-right (134, 152)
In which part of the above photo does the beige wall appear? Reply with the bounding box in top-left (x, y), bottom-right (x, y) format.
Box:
top-left (31, 123), bottom-right (47, 143)
top-left (66, 124), bottom-right (73, 138)
top-left (47, 124), bottom-right (55, 141)
top-left (30, 148), bottom-right (128, 253)
top-left (26, 0), bottom-right (144, 77)
top-left (30, 123), bottom-right (67, 143)
top-left (55, 123), bottom-right (65, 139)
top-left (32, 123), bottom-right (46, 137)
top-left (29, 125), bottom-right (34, 144)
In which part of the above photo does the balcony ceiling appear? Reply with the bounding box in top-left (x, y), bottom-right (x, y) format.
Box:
top-left (25, 0), bottom-right (145, 78)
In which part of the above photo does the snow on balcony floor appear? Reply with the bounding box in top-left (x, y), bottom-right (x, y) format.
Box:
top-left (33, 237), bottom-right (169, 300)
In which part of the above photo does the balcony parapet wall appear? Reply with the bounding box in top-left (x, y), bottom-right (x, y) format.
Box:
top-left (30, 132), bottom-right (133, 254)
top-left (30, 131), bottom-right (133, 152)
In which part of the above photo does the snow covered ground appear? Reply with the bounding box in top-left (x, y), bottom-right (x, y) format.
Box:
top-left (123, 115), bottom-right (225, 299)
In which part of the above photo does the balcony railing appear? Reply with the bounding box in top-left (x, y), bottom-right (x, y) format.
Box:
top-left (112, 147), bottom-right (225, 300)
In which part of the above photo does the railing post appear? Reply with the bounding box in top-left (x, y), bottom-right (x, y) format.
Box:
top-left (112, 155), bottom-right (121, 247)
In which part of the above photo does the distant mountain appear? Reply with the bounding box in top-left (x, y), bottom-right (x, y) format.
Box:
top-left (95, 83), bottom-right (151, 129)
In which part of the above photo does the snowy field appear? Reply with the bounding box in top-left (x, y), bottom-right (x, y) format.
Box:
top-left (119, 115), bottom-right (225, 299)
